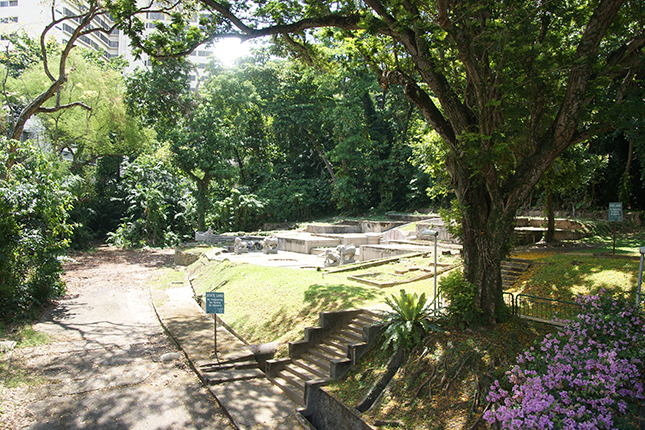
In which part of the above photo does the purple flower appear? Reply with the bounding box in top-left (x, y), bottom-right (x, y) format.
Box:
top-left (485, 292), bottom-right (645, 429)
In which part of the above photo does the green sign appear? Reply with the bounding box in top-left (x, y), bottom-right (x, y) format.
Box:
top-left (609, 202), bottom-right (623, 222)
top-left (205, 292), bottom-right (224, 314)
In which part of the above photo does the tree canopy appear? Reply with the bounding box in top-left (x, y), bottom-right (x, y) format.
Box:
top-left (1, 0), bottom-right (643, 325)
top-left (123, 0), bottom-right (643, 324)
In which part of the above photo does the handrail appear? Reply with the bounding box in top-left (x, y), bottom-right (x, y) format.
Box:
top-left (503, 293), bottom-right (582, 326)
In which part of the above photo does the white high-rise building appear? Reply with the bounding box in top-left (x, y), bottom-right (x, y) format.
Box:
top-left (0, 0), bottom-right (215, 82)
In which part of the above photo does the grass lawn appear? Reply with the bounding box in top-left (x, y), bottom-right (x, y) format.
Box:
top-left (579, 221), bottom-right (645, 255)
top-left (0, 324), bottom-right (50, 390)
top-left (188, 253), bottom-right (460, 349)
top-left (509, 252), bottom-right (640, 301)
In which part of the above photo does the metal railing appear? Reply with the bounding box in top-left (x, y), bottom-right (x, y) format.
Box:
top-left (504, 293), bottom-right (582, 326)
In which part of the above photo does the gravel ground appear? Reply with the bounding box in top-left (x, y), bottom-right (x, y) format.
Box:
top-left (0, 246), bottom-right (235, 430)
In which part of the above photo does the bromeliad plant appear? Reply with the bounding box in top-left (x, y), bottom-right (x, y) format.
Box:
top-left (381, 289), bottom-right (440, 352)
top-left (484, 292), bottom-right (645, 429)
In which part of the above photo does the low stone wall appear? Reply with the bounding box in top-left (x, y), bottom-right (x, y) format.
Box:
top-left (300, 383), bottom-right (374, 430)
top-left (174, 248), bottom-right (201, 266)
top-left (276, 235), bottom-right (340, 254)
top-left (359, 244), bottom-right (433, 261)
top-left (306, 224), bottom-right (362, 234)
top-left (360, 220), bottom-right (407, 233)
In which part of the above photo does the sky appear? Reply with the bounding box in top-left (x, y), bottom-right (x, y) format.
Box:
top-left (212, 38), bottom-right (255, 66)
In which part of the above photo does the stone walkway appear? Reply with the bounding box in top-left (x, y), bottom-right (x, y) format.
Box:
top-left (151, 285), bottom-right (309, 430)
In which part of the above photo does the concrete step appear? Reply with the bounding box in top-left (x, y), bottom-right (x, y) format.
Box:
top-left (268, 308), bottom-right (386, 406)
top-left (276, 369), bottom-right (306, 391)
top-left (354, 313), bottom-right (382, 326)
top-left (202, 367), bottom-right (265, 385)
top-left (361, 308), bottom-right (384, 319)
top-left (284, 362), bottom-right (318, 381)
top-left (292, 357), bottom-right (328, 379)
top-left (270, 375), bottom-right (305, 407)
top-left (321, 338), bottom-right (348, 354)
top-left (345, 322), bottom-right (364, 334)
top-left (316, 342), bottom-right (346, 358)
top-left (308, 345), bottom-right (344, 362)
top-left (332, 329), bottom-right (363, 343)
top-left (199, 361), bottom-right (258, 373)
top-left (300, 352), bottom-right (332, 376)
top-left (500, 258), bottom-right (532, 289)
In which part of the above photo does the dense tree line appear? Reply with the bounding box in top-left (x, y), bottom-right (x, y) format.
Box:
top-left (1, 0), bottom-right (644, 323)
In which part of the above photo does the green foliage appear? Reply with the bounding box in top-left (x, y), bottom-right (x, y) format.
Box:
top-left (259, 172), bottom-right (332, 222)
top-left (381, 289), bottom-right (439, 352)
top-left (5, 46), bottom-right (151, 166)
top-left (438, 270), bottom-right (482, 327)
top-left (107, 154), bottom-right (195, 248)
top-left (209, 188), bottom-right (266, 232)
top-left (0, 139), bottom-right (75, 320)
top-left (0, 31), bottom-right (56, 78)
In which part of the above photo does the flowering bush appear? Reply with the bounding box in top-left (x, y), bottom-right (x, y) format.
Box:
top-left (484, 292), bottom-right (645, 429)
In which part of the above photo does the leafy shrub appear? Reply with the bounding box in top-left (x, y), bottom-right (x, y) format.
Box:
top-left (0, 139), bottom-right (75, 319)
top-left (209, 188), bottom-right (266, 232)
top-left (258, 174), bottom-right (332, 222)
top-left (484, 292), bottom-right (645, 429)
top-left (381, 289), bottom-right (440, 352)
top-left (438, 270), bottom-right (482, 326)
top-left (107, 156), bottom-right (195, 247)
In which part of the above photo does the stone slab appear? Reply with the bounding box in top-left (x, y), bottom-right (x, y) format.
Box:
top-left (207, 378), bottom-right (302, 429)
top-left (203, 367), bottom-right (266, 384)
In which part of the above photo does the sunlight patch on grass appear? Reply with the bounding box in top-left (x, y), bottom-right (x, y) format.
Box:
top-left (514, 254), bottom-right (639, 301)
top-left (189, 260), bottom-right (386, 346)
top-left (584, 269), bottom-right (634, 292)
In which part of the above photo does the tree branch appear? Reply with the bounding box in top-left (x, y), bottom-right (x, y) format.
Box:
top-left (380, 70), bottom-right (456, 145)
top-left (36, 101), bottom-right (92, 114)
top-left (549, 0), bottom-right (626, 150)
top-left (199, 0), bottom-right (363, 40)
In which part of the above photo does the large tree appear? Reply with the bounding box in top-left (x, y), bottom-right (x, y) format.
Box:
top-left (1, 0), bottom-right (183, 165)
top-left (119, 0), bottom-right (644, 324)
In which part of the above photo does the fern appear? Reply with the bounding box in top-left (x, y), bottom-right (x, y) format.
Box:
top-left (381, 289), bottom-right (442, 352)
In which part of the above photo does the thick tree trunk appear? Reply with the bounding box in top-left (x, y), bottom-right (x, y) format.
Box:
top-left (458, 182), bottom-right (517, 325)
top-left (619, 137), bottom-right (634, 204)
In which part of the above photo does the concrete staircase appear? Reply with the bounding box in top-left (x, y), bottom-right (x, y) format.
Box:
top-left (501, 258), bottom-right (532, 289)
top-left (266, 309), bottom-right (384, 406)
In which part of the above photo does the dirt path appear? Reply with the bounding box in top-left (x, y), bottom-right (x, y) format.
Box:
top-left (1, 246), bottom-right (235, 430)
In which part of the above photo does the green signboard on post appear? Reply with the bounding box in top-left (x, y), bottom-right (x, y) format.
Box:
top-left (204, 292), bottom-right (224, 362)
top-left (609, 202), bottom-right (623, 222)
top-left (205, 292), bottom-right (225, 314)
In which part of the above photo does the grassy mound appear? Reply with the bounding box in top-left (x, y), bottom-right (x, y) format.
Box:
top-left (187, 253), bottom-right (459, 352)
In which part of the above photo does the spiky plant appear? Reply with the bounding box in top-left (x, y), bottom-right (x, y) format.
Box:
top-left (382, 289), bottom-right (440, 352)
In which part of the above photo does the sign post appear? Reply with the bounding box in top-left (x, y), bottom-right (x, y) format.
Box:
top-left (205, 292), bottom-right (225, 361)
top-left (637, 247), bottom-right (645, 307)
top-left (608, 202), bottom-right (623, 255)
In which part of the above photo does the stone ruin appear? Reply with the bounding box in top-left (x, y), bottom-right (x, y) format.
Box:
top-left (262, 236), bottom-right (279, 254)
top-left (324, 243), bottom-right (356, 267)
top-left (233, 237), bottom-right (250, 254)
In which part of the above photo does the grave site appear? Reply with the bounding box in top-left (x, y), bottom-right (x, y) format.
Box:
top-left (2, 1), bottom-right (644, 427)
top-left (146, 214), bottom-right (644, 429)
